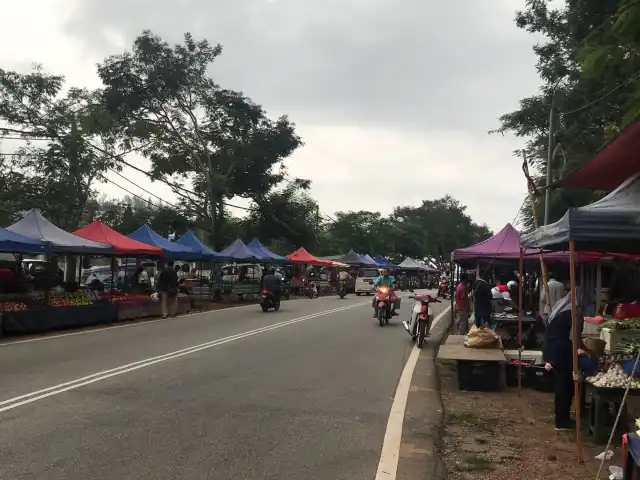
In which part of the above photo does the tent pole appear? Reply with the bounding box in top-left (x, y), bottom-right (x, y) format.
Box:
top-left (569, 240), bottom-right (583, 463)
top-left (518, 248), bottom-right (524, 397)
top-left (596, 261), bottom-right (602, 315)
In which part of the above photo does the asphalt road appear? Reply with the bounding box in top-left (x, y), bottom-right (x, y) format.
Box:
top-left (0, 291), bottom-right (446, 480)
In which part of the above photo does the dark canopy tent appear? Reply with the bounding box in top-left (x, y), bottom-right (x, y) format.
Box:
top-left (219, 239), bottom-right (260, 261)
top-left (361, 254), bottom-right (380, 266)
top-left (521, 173), bottom-right (640, 255)
top-left (128, 225), bottom-right (200, 260)
top-left (338, 250), bottom-right (370, 266)
top-left (246, 238), bottom-right (287, 263)
top-left (0, 227), bottom-right (49, 254)
top-left (373, 256), bottom-right (395, 268)
top-left (7, 210), bottom-right (112, 255)
top-left (175, 230), bottom-right (229, 261)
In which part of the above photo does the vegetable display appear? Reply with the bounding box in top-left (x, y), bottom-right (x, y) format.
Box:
top-left (600, 318), bottom-right (640, 331)
top-left (587, 364), bottom-right (640, 389)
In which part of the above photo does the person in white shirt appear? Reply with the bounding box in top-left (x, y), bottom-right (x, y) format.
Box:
top-left (539, 272), bottom-right (566, 316)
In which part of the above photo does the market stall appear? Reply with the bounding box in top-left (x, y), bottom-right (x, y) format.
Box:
top-left (246, 238), bottom-right (287, 264)
top-left (521, 173), bottom-right (640, 455)
top-left (0, 210), bottom-right (115, 336)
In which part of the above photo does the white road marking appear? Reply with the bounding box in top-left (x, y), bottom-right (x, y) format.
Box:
top-left (0, 302), bottom-right (369, 413)
top-left (374, 305), bottom-right (451, 480)
top-left (0, 296), bottom-right (359, 347)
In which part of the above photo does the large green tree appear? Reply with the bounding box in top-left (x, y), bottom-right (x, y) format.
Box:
top-left (96, 30), bottom-right (303, 243)
top-left (494, 0), bottom-right (640, 229)
top-left (0, 67), bottom-right (122, 230)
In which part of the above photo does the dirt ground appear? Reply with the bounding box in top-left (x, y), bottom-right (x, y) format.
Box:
top-left (438, 361), bottom-right (625, 480)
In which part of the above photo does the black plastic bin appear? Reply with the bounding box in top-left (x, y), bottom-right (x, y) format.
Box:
top-left (457, 360), bottom-right (505, 392)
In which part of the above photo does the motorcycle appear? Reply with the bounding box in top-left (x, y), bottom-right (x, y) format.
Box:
top-left (404, 294), bottom-right (440, 348)
top-left (374, 285), bottom-right (395, 327)
top-left (260, 290), bottom-right (280, 312)
top-left (306, 280), bottom-right (319, 299)
top-left (338, 281), bottom-right (348, 299)
top-left (437, 280), bottom-right (450, 299)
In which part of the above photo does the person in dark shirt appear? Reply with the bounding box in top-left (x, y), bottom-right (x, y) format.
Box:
top-left (543, 287), bottom-right (587, 431)
top-left (472, 278), bottom-right (493, 328)
top-left (262, 268), bottom-right (282, 301)
top-left (157, 261), bottom-right (180, 318)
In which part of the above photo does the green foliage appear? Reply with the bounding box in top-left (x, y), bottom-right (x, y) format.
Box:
top-left (495, 0), bottom-right (640, 230)
top-left (96, 30), bottom-right (303, 242)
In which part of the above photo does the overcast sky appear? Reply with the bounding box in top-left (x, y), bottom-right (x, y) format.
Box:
top-left (0, 0), bottom-right (542, 232)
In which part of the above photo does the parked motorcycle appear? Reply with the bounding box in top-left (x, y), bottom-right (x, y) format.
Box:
top-left (374, 285), bottom-right (395, 327)
top-left (260, 289), bottom-right (280, 312)
top-left (404, 294), bottom-right (440, 348)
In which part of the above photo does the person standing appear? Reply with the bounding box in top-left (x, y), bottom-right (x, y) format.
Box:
top-left (472, 277), bottom-right (493, 328)
top-left (543, 287), bottom-right (587, 431)
top-left (157, 260), bottom-right (179, 318)
top-left (539, 272), bottom-right (566, 317)
top-left (455, 273), bottom-right (471, 334)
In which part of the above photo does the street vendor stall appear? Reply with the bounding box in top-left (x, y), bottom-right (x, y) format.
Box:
top-left (1, 210), bottom-right (115, 336)
top-left (521, 173), bottom-right (640, 455)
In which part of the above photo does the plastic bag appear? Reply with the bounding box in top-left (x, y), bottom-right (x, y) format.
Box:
top-left (465, 324), bottom-right (501, 349)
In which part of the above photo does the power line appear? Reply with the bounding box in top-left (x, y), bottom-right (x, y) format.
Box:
top-left (560, 70), bottom-right (640, 116)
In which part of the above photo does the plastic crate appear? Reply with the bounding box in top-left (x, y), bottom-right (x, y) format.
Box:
top-left (457, 360), bottom-right (505, 392)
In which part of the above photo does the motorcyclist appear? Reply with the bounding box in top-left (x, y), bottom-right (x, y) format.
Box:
top-left (262, 267), bottom-right (282, 302)
top-left (373, 268), bottom-right (398, 317)
top-left (438, 274), bottom-right (449, 297)
top-left (338, 267), bottom-right (351, 293)
top-left (399, 271), bottom-right (409, 291)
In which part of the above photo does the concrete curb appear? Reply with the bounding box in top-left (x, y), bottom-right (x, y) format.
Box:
top-left (396, 306), bottom-right (453, 480)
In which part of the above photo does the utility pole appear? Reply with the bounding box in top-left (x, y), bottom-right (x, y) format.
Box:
top-left (544, 95), bottom-right (556, 226)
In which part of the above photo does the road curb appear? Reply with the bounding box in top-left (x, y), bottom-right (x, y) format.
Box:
top-left (396, 306), bottom-right (452, 480)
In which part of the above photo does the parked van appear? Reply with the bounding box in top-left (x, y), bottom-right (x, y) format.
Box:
top-left (354, 268), bottom-right (380, 295)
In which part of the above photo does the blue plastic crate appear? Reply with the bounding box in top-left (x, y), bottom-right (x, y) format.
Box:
top-left (621, 358), bottom-right (640, 377)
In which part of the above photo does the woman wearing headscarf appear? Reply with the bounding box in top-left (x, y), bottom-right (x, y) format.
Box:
top-left (543, 287), bottom-right (588, 431)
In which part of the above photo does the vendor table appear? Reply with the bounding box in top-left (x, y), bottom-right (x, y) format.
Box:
top-left (585, 382), bottom-right (640, 444)
top-left (1, 303), bottom-right (118, 337)
top-left (438, 334), bottom-right (506, 392)
top-left (492, 313), bottom-right (540, 349)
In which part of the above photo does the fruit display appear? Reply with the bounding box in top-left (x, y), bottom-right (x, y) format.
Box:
top-left (0, 301), bottom-right (28, 312)
top-left (48, 292), bottom-right (92, 307)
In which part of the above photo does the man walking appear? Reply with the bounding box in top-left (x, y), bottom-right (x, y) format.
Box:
top-left (157, 260), bottom-right (179, 318)
top-left (539, 272), bottom-right (566, 317)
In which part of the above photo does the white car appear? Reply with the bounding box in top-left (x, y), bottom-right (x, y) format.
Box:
top-left (354, 268), bottom-right (380, 295)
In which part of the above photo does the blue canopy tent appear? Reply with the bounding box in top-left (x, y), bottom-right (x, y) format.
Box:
top-left (246, 238), bottom-right (287, 263)
top-left (175, 230), bottom-right (229, 261)
top-left (373, 256), bottom-right (396, 268)
top-left (0, 226), bottom-right (49, 254)
top-left (219, 239), bottom-right (260, 261)
top-left (128, 225), bottom-right (200, 260)
top-left (362, 254), bottom-right (381, 267)
top-left (357, 253), bottom-right (379, 267)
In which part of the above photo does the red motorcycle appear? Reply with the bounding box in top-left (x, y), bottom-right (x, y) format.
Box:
top-left (374, 285), bottom-right (396, 327)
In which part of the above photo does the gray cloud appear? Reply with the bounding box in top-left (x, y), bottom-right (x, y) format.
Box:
top-left (61, 0), bottom-right (541, 231)
top-left (65, 0), bottom-right (539, 131)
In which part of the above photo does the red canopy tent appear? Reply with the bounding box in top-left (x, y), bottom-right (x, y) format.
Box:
top-left (286, 247), bottom-right (332, 266)
top-left (554, 117), bottom-right (640, 191)
top-left (74, 221), bottom-right (163, 256)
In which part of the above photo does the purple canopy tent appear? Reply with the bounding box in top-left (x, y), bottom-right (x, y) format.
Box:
top-left (452, 224), bottom-right (538, 261)
top-left (452, 224), bottom-right (622, 264)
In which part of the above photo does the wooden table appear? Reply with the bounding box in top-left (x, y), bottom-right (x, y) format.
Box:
top-left (438, 335), bottom-right (506, 391)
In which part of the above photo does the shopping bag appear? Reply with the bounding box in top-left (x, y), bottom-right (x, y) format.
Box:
top-left (465, 324), bottom-right (501, 348)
